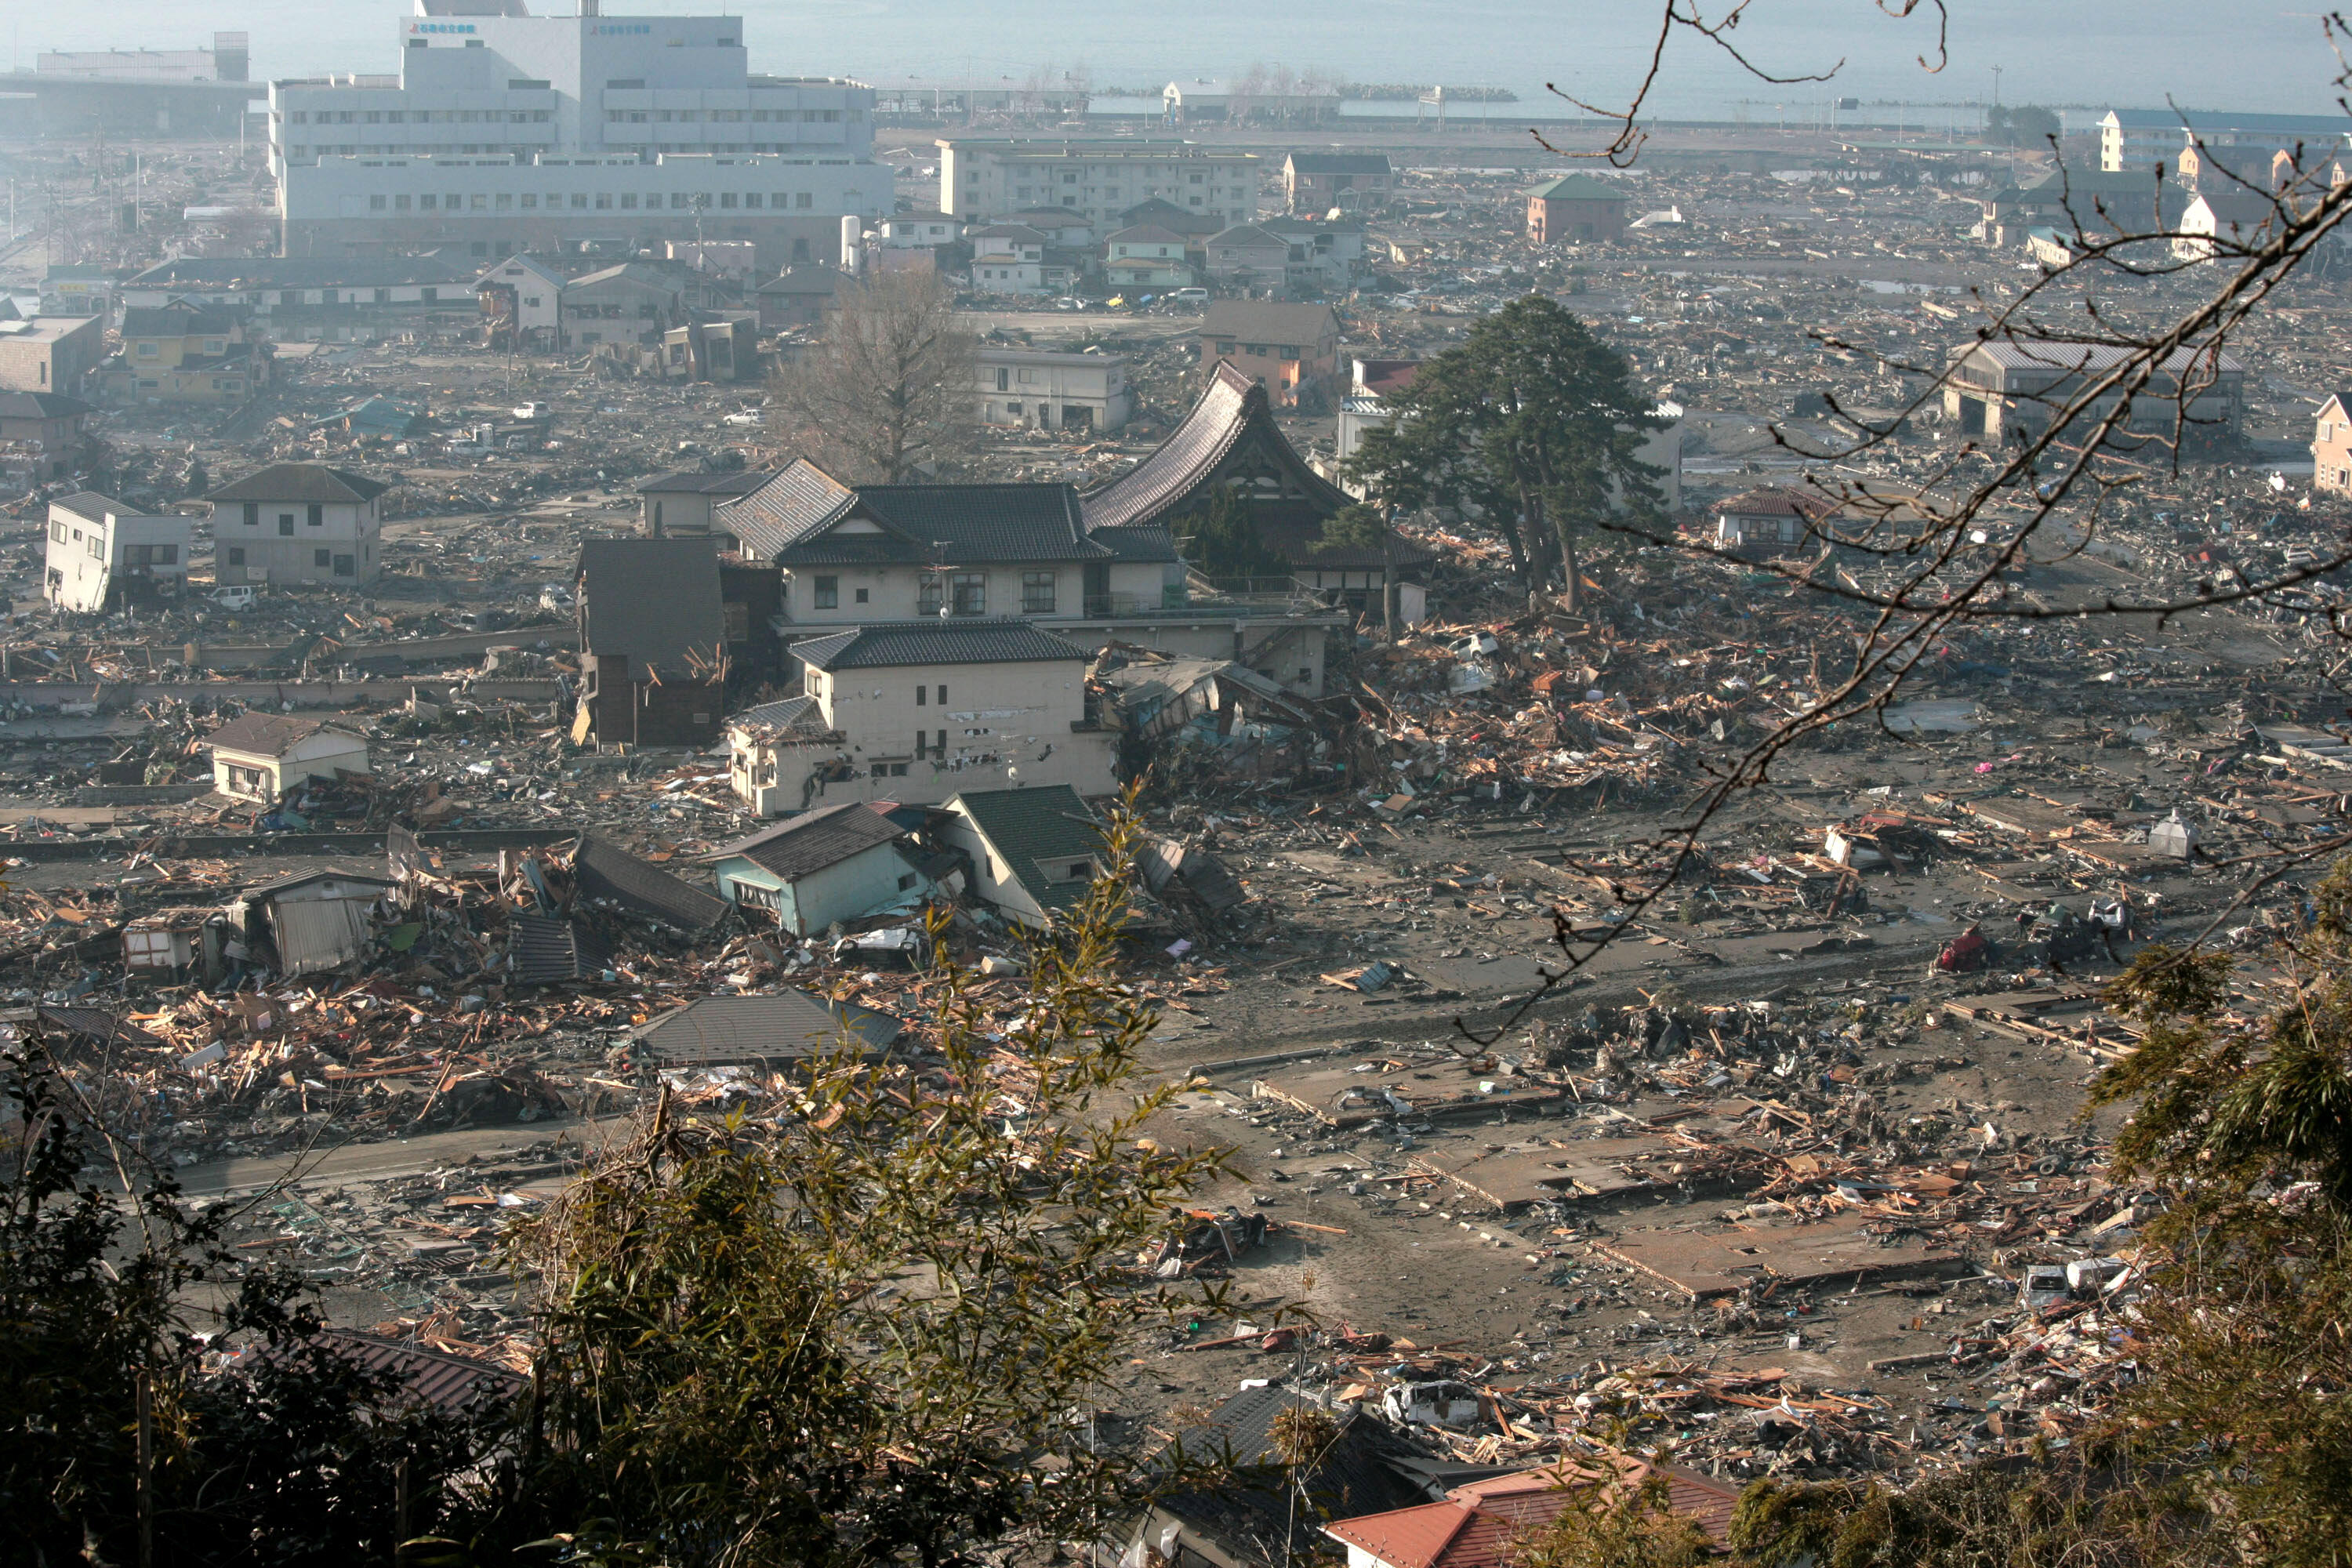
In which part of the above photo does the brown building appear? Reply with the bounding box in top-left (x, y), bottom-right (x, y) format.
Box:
top-left (2315, 392), bottom-right (2352, 495)
top-left (1282, 151), bottom-right (1392, 215)
top-left (0, 391), bottom-right (96, 480)
top-left (573, 538), bottom-right (729, 749)
top-left (0, 314), bottom-right (104, 396)
top-left (1198, 299), bottom-right (1340, 408)
top-left (1525, 173), bottom-right (1628, 245)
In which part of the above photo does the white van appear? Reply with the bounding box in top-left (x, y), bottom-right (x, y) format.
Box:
top-left (210, 586), bottom-right (257, 611)
top-left (1172, 287), bottom-right (1209, 308)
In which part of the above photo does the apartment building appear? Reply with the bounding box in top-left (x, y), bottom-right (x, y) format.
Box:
top-left (2099, 108), bottom-right (2351, 173)
top-left (269, 0), bottom-right (891, 264)
top-left (937, 137), bottom-right (1258, 230)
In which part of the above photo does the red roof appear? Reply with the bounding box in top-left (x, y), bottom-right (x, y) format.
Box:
top-left (1323, 1458), bottom-right (1738, 1568)
top-left (1356, 358), bottom-right (1423, 397)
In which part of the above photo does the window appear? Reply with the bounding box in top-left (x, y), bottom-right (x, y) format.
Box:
top-left (47, 521), bottom-right (63, 543)
top-left (797, 191), bottom-right (812, 209)
top-left (395, 194), bottom-right (411, 210)
top-left (1021, 571), bottom-right (1054, 614)
top-left (854, 586), bottom-right (868, 604)
top-left (333, 554), bottom-right (355, 576)
top-left (307, 504), bottom-right (324, 526)
top-left (370, 194), bottom-right (387, 211)
top-left (1006, 401), bottom-right (1022, 416)
top-left (87, 535), bottom-right (102, 560)
top-left (521, 194), bottom-right (537, 209)
top-left (916, 684), bottom-right (926, 706)
top-left (227, 546), bottom-right (245, 566)
top-left (934, 685), bottom-right (947, 706)
top-left (744, 192), bottom-right (762, 209)
top-left (949, 573), bottom-right (985, 615)
top-left (278, 514), bottom-right (295, 535)
top-left (242, 503), bottom-right (259, 526)
top-left (813, 575), bottom-right (838, 608)
top-left (315, 549), bottom-right (332, 568)
top-left (420, 194), bottom-right (437, 210)
top-left (136, 342), bottom-right (158, 358)
top-left (996, 367), bottom-right (1009, 391)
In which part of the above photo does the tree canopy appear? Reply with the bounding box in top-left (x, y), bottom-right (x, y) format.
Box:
top-left (766, 268), bottom-right (978, 484)
top-left (1343, 295), bottom-right (1668, 608)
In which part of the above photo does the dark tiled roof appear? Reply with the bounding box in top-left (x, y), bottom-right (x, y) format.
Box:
top-left (576, 538), bottom-right (724, 680)
top-left (1106, 223), bottom-right (1189, 245)
top-left (207, 463), bottom-right (393, 506)
top-left (720, 460), bottom-right (1111, 568)
top-left (121, 304), bottom-right (237, 339)
top-left (0, 391), bottom-right (93, 419)
top-left (790, 619), bottom-right (1089, 672)
top-left (1087, 524), bottom-right (1181, 564)
top-left (705, 801), bottom-right (905, 880)
top-left (634, 991), bottom-right (902, 1065)
top-left (304, 1330), bottom-right (525, 1417)
top-left (715, 458), bottom-right (858, 560)
top-left (49, 491), bottom-right (134, 524)
top-left (1715, 485), bottom-right (1836, 518)
top-left (126, 255), bottom-right (473, 289)
top-left (1526, 173), bottom-right (1627, 202)
top-left (1287, 152), bottom-right (1392, 175)
top-left (510, 913), bottom-right (613, 984)
top-left (946, 784), bottom-right (1104, 916)
top-left (1207, 223), bottom-right (1286, 250)
top-left (1201, 299), bottom-right (1338, 343)
top-left (572, 834), bottom-right (728, 929)
top-left (1080, 361), bottom-right (1351, 535)
top-left (205, 711), bottom-right (348, 759)
top-left (1155, 1388), bottom-right (1424, 1562)
top-left (756, 263), bottom-right (842, 297)
top-left (634, 466), bottom-right (776, 497)
top-left (728, 694), bottom-right (829, 735)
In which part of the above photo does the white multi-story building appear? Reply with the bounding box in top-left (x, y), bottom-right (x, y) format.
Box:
top-left (270, 0), bottom-right (891, 267)
top-left (938, 137), bottom-right (1258, 230)
top-left (205, 463), bottom-right (392, 588)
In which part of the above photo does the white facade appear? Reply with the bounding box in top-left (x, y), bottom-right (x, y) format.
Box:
top-left (774, 555), bottom-right (1175, 629)
top-left (270, 3), bottom-right (891, 259)
top-left (215, 492), bottom-right (383, 587)
top-left (477, 253), bottom-right (566, 336)
top-left (938, 137), bottom-right (1258, 230)
top-left (44, 498), bottom-right (190, 613)
top-left (733, 656), bottom-right (1118, 811)
top-left (213, 731), bottom-right (372, 801)
top-left (971, 260), bottom-right (1047, 295)
top-left (975, 347), bottom-right (1131, 432)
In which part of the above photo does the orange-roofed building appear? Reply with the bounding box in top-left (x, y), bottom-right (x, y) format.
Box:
top-left (1323, 1457), bottom-right (1740, 1568)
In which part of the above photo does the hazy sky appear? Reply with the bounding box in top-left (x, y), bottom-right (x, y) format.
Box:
top-left (11, 2), bottom-right (2341, 122)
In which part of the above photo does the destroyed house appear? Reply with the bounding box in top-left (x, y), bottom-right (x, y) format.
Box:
top-left (1710, 485), bottom-right (1837, 555)
top-left (1116, 1385), bottom-right (1425, 1568)
top-left (570, 833), bottom-right (730, 931)
top-left (1323, 1457), bottom-right (1740, 1568)
top-left (1942, 339), bottom-right (2245, 447)
top-left (205, 463), bottom-right (390, 587)
top-left (716, 459), bottom-right (1181, 624)
top-left (940, 783), bottom-right (1105, 928)
top-left (782, 619), bottom-right (1118, 807)
top-left (44, 492), bottom-right (189, 613)
top-left (561, 263), bottom-right (688, 347)
top-left (239, 869), bottom-right (393, 977)
top-left (702, 801), bottom-right (924, 933)
top-left (573, 538), bottom-right (728, 748)
top-left (206, 713), bottom-right (370, 801)
top-left (1083, 361), bottom-right (1432, 606)
top-left (637, 466), bottom-right (775, 539)
top-left (1197, 299), bottom-right (1340, 407)
top-left (1284, 151), bottom-right (1393, 214)
top-left (633, 991), bottom-right (902, 1069)
top-left (111, 302), bottom-right (267, 405)
top-left (0, 390), bottom-right (95, 479)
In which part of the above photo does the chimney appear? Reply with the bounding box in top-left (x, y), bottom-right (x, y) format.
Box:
top-left (840, 214), bottom-right (864, 276)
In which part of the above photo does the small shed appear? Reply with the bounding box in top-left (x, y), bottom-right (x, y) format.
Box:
top-left (702, 802), bottom-right (924, 936)
top-left (122, 910), bottom-right (213, 978)
top-left (206, 713), bottom-right (370, 802)
top-left (241, 868), bottom-right (392, 976)
top-left (633, 990), bottom-right (903, 1069)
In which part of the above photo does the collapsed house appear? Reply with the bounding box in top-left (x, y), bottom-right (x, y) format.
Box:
top-left (572, 537), bottom-right (728, 749)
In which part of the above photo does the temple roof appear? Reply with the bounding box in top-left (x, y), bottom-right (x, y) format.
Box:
top-left (1080, 361), bottom-right (1351, 534)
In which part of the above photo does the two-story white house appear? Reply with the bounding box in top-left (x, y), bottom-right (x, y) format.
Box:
top-left (1102, 223), bottom-right (1196, 290)
top-left (967, 222), bottom-right (1053, 295)
top-left (205, 463), bottom-right (390, 587)
top-left (877, 211), bottom-right (964, 249)
top-left (714, 459), bottom-right (1182, 630)
top-left (474, 253), bottom-right (568, 346)
top-left (726, 618), bottom-right (1117, 813)
top-left (976, 347), bottom-right (1131, 433)
top-left (43, 493), bottom-right (191, 612)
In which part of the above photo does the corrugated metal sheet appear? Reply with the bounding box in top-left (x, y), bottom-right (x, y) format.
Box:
top-left (574, 835), bottom-right (728, 929)
top-left (634, 991), bottom-right (901, 1066)
top-left (269, 894), bottom-right (372, 975)
top-left (510, 913), bottom-right (613, 984)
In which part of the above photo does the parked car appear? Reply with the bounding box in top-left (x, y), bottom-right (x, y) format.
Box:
top-left (513, 401), bottom-right (550, 421)
top-left (209, 586), bottom-right (257, 611)
top-left (1172, 287), bottom-right (1209, 307)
